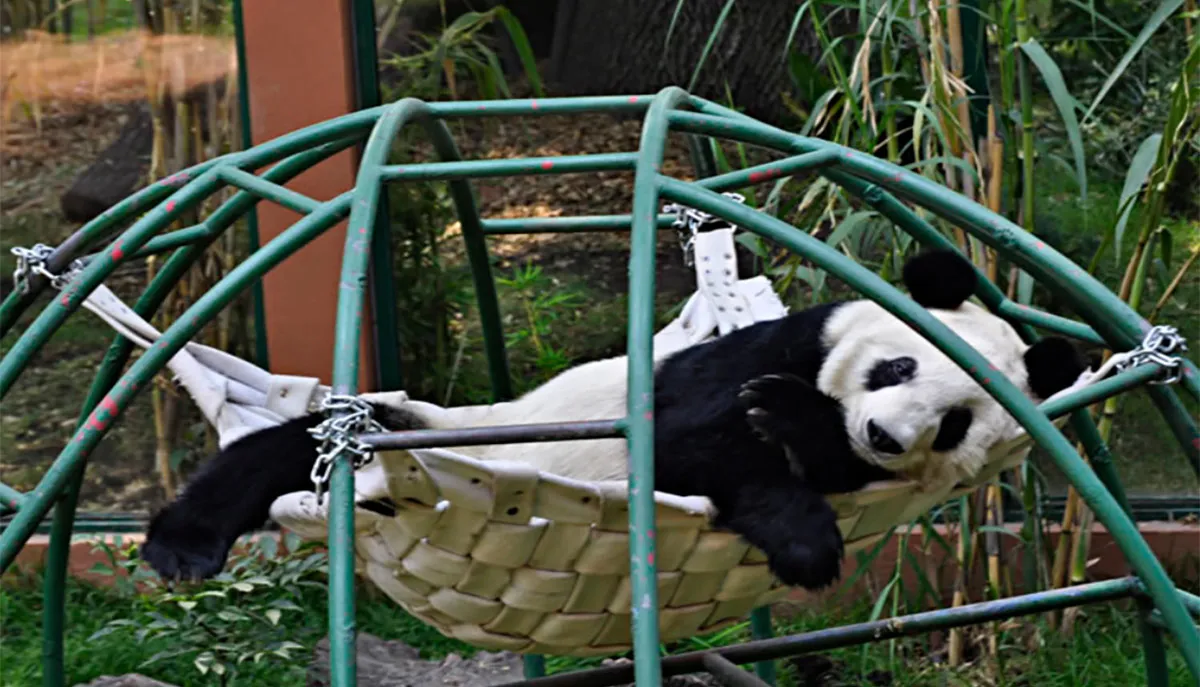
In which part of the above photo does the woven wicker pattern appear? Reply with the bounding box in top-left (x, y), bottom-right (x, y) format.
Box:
top-left (269, 429), bottom-right (1043, 657)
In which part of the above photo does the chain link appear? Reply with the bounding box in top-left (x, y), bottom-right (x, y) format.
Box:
top-left (1114, 325), bottom-right (1189, 385)
top-left (307, 394), bottom-right (385, 499)
top-left (662, 192), bottom-right (745, 266)
top-left (10, 243), bottom-right (84, 293)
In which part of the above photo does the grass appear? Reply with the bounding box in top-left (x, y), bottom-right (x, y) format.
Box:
top-left (2, 559), bottom-right (1194, 687)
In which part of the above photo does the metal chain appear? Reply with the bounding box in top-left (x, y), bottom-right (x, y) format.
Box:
top-left (307, 394), bottom-right (385, 498)
top-left (662, 192), bottom-right (745, 266)
top-left (10, 243), bottom-right (84, 293)
top-left (1114, 325), bottom-right (1189, 385)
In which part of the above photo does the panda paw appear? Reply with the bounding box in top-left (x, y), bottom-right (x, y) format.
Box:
top-left (768, 511), bottom-right (846, 590)
top-left (737, 373), bottom-right (808, 445)
top-left (139, 505), bottom-right (233, 582)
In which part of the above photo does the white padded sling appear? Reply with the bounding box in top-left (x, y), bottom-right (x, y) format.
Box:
top-left (77, 225), bottom-right (1093, 656)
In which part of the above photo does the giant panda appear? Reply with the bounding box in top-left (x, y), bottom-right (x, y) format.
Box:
top-left (140, 249), bottom-right (1086, 591)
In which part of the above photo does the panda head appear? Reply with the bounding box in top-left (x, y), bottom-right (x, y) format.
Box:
top-left (816, 250), bottom-right (1087, 482)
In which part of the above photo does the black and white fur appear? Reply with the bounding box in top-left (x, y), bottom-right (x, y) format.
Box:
top-left (141, 250), bottom-right (1085, 591)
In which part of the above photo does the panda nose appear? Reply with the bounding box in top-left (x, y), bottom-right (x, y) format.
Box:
top-left (867, 420), bottom-right (905, 455)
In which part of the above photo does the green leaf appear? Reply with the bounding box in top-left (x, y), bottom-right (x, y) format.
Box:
top-left (493, 7), bottom-right (544, 97)
top-left (1016, 269), bottom-right (1035, 305)
top-left (1022, 39), bottom-right (1089, 201)
top-left (1019, 39), bottom-right (1088, 201)
top-left (1113, 133), bottom-right (1163, 264)
top-left (663, 0), bottom-right (691, 59)
top-left (825, 210), bottom-right (876, 253)
top-left (1082, 0), bottom-right (1186, 124)
top-left (176, 600), bottom-right (198, 612)
top-left (783, 0), bottom-right (815, 61)
top-left (687, 0), bottom-right (738, 92)
top-left (230, 582), bottom-right (255, 593)
top-left (266, 609), bottom-right (283, 626)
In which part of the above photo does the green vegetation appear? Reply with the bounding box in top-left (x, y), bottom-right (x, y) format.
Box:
top-left (3, 539), bottom-right (1193, 686)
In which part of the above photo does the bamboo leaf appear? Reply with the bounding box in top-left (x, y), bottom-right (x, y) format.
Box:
top-left (1019, 39), bottom-right (1088, 201)
top-left (688, 0), bottom-right (738, 92)
top-left (494, 7), bottom-right (544, 97)
top-left (826, 210), bottom-right (877, 254)
top-left (1017, 269), bottom-right (1034, 305)
top-left (1112, 133), bottom-right (1162, 264)
top-left (1082, 0), bottom-right (1185, 125)
top-left (663, 0), bottom-right (691, 58)
top-left (783, 0), bottom-right (815, 60)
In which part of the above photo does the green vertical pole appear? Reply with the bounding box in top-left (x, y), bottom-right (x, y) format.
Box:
top-left (627, 86), bottom-right (690, 687)
top-left (349, 0), bottom-right (404, 392)
top-left (232, 0), bottom-right (270, 371)
top-left (749, 607), bottom-right (777, 685)
top-left (523, 655), bottom-right (547, 679)
top-left (43, 243), bottom-right (210, 687)
top-left (1069, 410), bottom-right (1173, 687)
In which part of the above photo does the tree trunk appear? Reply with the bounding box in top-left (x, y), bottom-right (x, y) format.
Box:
top-left (548, 0), bottom-right (853, 126)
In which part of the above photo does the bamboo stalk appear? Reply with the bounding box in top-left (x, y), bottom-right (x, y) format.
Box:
top-left (1150, 244), bottom-right (1200, 321)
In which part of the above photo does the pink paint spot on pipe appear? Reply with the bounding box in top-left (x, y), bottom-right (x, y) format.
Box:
top-left (647, 553), bottom-right (655, 565)
top-left (165, 200), bottom-right (176, 212)
top-left (111, 245), bottom-right (125, 260)
top-left (530, 99), bottom-right (539, 110)
top-left (100, 396), bottom-right (119, 415)
top-left (749, 171), bottom-right (763, 182)
top-left (628, 96), bottom-right (639, 103)
top-left (541, 160), bottom-right (554, 170)
top-left (644, 411), bottom-right (653, 420)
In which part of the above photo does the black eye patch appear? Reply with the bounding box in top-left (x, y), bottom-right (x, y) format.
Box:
top-left (932, 407), bottom-right (973, 451)
top-left (866, 356), bottom-right (918, 391)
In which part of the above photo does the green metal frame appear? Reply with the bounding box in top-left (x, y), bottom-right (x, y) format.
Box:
top-left (2, 90), bottom-right (1198, 687)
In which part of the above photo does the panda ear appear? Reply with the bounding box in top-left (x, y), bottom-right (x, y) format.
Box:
top-left (1024, 336), bottom-right (1087, 400)
top-left (902, 249), bottom-right (977, 310)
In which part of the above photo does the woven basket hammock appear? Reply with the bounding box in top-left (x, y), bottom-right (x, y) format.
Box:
top-left (76, 225), bottom-right (1070, 657)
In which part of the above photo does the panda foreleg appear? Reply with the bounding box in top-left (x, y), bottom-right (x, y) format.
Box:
top-left (711, 476), bottom-right (845, 591)
top-left (737, 373), bottom-right (896, 494)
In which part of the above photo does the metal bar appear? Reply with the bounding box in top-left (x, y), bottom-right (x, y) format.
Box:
top-left (418, 112), bottom-right (514, 402)
top-left (748, 607), bottom-right (776, 685)
top-left (626, 86), bottom-right (691, 687)
top-left (481, 215), bottom-right (678, 234)
top-left (217, 166), bottom-right (323, 215)
top-left (695, 149), bottom-right (840, 193)
top-left (1143, 385), bottom-right (1200, 477)
top-left (0, 169), bottom-right (226, 400)
top-left (35, 136), bottom-right (357, 684)
top-left (326, 107), bottom-right (413, 687)
top-left (0, 483), bottom-right (25, 511)
top-left (1039, 364), bottom-right (1165, 420)
top-left (231, 0), bottom-right (270, 371)
top-left (380, 153), bottom-right (639, 182)
top-left (996, 301), bottom-right (1106, 346)
top-left (0, 193), bottom-right (354, 575)
top-left (76, 225), bottom-right (215, 267)
top-left (655, 177), bottom-right (1200, 673)
top-left (701, 654), bottom-right (772, 687)
top-left (504, 578), bottom-right (1141, 687)
top-left (348, 0), bottom-right (403, 395)
top-left (44, 239), bottom-right (222, 687)
top-left (359, 419), bottom-right (625, 450)
top-left (1179, 589), bottom-right (1200, 619)
top-left (670, 107), bottom-right (1152, 354)
top-left (0, 158), bottom-right (223, 337)
top-left (523, 656), bottom-right (547, 680)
